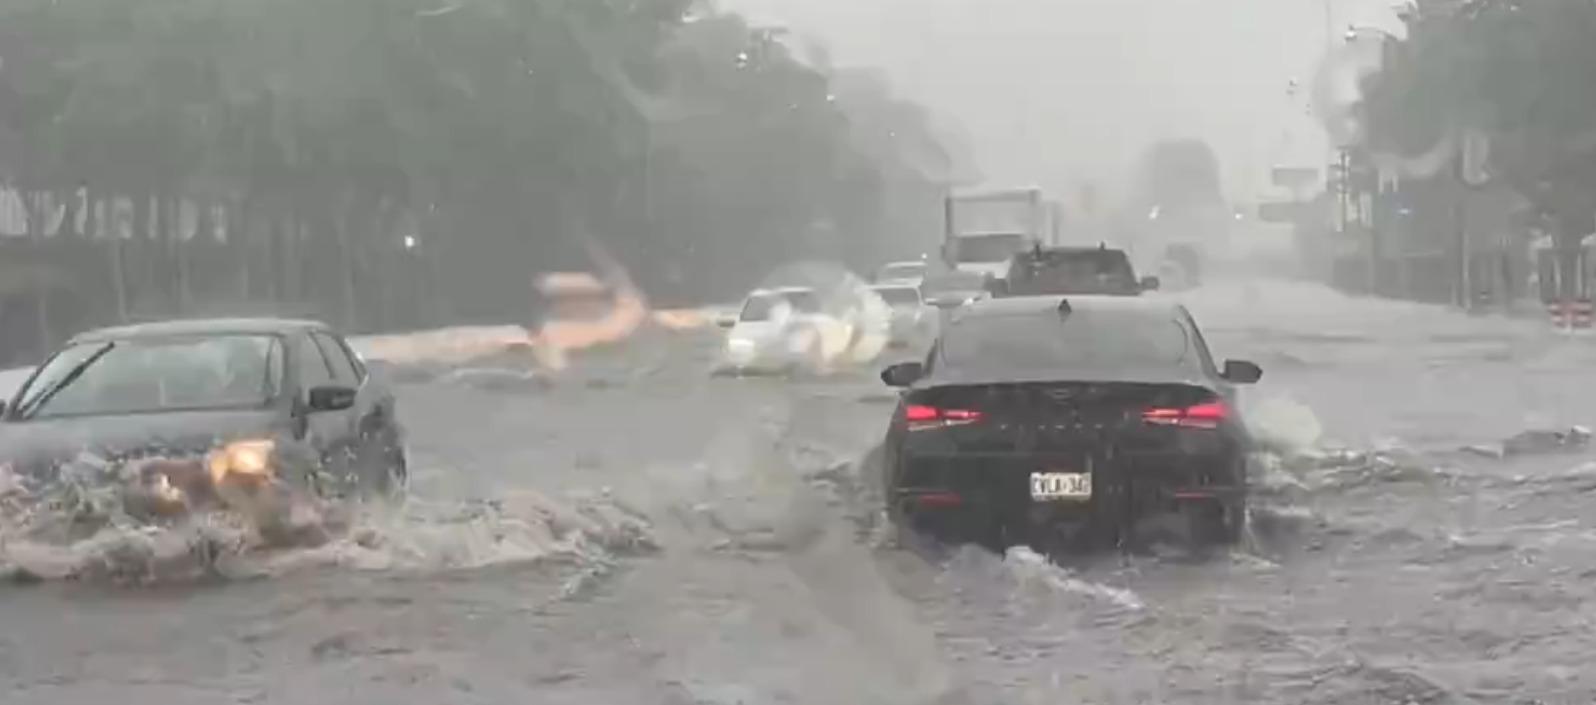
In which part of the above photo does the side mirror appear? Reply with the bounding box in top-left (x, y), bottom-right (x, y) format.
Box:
top-left (1140, 276), bottom-right (1161, 291)
top-left (1222, 360), bottom-right (1262, 385)
top-left (307, 385), bottom-right (358, 412)
top-left (716, 314), bottom-right (737, 329)
top-left (880, 362), bottom-right (924, 388)
top-left (927, 296), bottom-right (964, 310)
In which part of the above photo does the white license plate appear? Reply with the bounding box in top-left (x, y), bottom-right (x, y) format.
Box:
top-left (1030, 472), bottom-right (1092, 501)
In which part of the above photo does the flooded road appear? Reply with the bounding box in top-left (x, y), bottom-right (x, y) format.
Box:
top-left (4, 280), bottom-right (1596, 704)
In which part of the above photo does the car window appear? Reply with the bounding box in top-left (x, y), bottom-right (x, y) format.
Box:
top-left (878, 264), bottom-right (924, 280)
top-left (1182, 311), bottom-right (1222, 377)
top-left (740, 294), bottom-right (785, 322)
top-left (923, 272), bottom-right (988, 294)
top-left (781, 291), bottom-right (823, 313)
top-left (312, 332), bottom-right (360, 385)
top-left (334, 334), bottom-right (367, 380)
top-left (873, 287), bottom-right (921, 307)
top-left (10, 335), bottom-right (284, 420)
top-left (1007, 250), bottom-right (1138, 295)
top-left (940, 310), bottom-right (1192, 375)
top-left (296, 334), bottom-right (336, 392)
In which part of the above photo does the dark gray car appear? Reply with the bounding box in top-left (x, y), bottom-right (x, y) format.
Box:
top-left (877, 295), bottom-right (1260, 553)
top-left (0, 318), bottom-right (406, 513)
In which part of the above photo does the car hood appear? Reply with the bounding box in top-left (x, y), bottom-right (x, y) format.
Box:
top-left (0, 409), bottom-right (284, 478)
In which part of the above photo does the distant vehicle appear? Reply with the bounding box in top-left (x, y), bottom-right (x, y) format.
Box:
top-left (874, 260), bottom-right (929, 287)
top-left (0, 318), bottom-right (407, 520)
top-left (998, 244), bottom-right (1159, 297)
top-left (920, 270), bottom-right (995, 309)
top-left (946, 233), bottom-right (1032, 281)
top-left (877, 295), bottom-right (1261, 552)
top-left (716, 287), bottom-right (836, 375)
top-left (942, 188), bottom-right (1053, 280)
top-left (868, 284), bottom-right (934, 348)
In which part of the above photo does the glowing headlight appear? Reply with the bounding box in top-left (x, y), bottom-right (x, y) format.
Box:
top-left (207, 439), bottom-right (276, 485)
top-left (727, 338), bottom-right (756, 352)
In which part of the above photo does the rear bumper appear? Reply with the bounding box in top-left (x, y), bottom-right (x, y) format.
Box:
top-left (890, 450), bottom-right (1244, 543)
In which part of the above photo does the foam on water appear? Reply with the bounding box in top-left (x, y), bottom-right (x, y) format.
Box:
top-left (0, 458), bottom-right (654, 585)
top-left (1002, 546), bottom-right (1145, 611)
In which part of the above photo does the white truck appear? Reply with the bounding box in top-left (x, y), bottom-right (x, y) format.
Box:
top-left (941, 188), bottom-right (1059, 281)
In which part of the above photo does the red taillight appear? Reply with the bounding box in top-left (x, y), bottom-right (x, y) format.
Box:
top-left (1143, 400), bottom-right (1228, 429)
top-left (914, 492), bottom-right (963, 508)
top-left (903, 404), bottom-right (984, 430)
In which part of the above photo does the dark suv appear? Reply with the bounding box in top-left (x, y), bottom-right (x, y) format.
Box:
top-left (997, 244), bottom-right (1158, 297)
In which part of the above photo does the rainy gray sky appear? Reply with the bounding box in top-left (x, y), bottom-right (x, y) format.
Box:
top-left (726, 0), bottom-right (1402, 206)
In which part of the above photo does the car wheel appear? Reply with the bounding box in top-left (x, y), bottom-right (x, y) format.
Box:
top-left (806, 336), bottom-right (828, 375)
top-left (1216, 499), bottom-right (1246, 545)
top-left (356, 425), bottom-right (407, 500)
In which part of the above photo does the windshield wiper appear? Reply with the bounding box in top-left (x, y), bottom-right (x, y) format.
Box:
top-left (15, 342), bottom-right (116, 420)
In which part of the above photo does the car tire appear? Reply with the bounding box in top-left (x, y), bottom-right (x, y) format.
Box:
top-left (1217, 499), bottom-right (1246, 545)
top-left (356, 425), bottom-right (407, 500)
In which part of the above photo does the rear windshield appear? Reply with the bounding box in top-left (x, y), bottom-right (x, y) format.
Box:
top-left (873, 287), bottom-right (920, 307)
top-left (940, 309), bottom-right (1191, 374)
top-left (923, 271), bottom-right (989, 293)
top-left (739, 291), bottom-right (821, 321)
top-left (1007, 250), bottom-right (1138, 295)
top-left (877, 263), bottom-right (925, 281)
top-left (782, 290), bottom-right (823, 313)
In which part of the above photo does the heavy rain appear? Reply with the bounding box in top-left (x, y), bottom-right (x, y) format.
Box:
top-left (1, 0), bottom-right (1595, 703)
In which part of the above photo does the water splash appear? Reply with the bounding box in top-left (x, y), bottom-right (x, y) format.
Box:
top-left (0, 457), bottom-right (655, 586)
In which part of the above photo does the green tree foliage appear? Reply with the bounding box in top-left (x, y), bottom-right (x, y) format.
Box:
top-left (1361, 0), bottom-right (1596, 232)
top-left (0, 0), bottom-right (948, 323)
top-left (1130, 139), bottom-right (1224, 213)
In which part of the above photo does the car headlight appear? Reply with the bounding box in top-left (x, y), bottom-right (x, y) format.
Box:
top-left (727, 337), bottom-right (756, 352)
top-left (207, 439), bottom-right (276, 485)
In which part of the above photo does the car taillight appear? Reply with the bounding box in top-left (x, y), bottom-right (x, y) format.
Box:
top-left (1142, 400), bottom-right (1228, 429)
top-left (904, 404), bottom-right (984, 430)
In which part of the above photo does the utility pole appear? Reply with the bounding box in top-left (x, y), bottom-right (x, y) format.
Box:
top-left (1453, 143), bottom-right (1469, 308)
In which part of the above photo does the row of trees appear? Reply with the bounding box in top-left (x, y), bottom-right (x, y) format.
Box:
top-left (0, 0), bottom-right (952, 347)
top-left (1359, 0), bottom-right (1596, 249)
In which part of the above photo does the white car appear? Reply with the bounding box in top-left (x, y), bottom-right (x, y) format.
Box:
top-left (717, 287), bottom-right (847, 374)
top-left (868, 284), bottom-right (933, 348)
top-left (873, 260), bottom-right (928, 287)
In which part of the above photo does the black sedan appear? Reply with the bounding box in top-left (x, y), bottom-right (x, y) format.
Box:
top-left (0, 318), bottom-right (406, 521)
top-left (877, 295), bottom-right (1260, 553)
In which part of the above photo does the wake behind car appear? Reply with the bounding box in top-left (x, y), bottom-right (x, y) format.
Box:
top-left (0, 318), bottom-right (406, 522)
top-left (997, 244), bottom-right (1158, 298)
top-left (877, 295), bottom-right (1260, 553)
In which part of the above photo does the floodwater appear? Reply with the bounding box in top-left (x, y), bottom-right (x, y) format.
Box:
top-left (3, 279), bottom-right (1595, 704)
